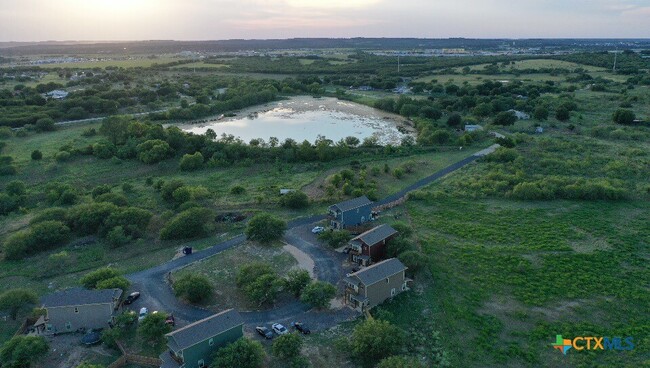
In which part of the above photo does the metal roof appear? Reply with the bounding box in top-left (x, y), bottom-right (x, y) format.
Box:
top-left (351, 224), bottom-right (398, 247)
top-left (329, 196), bottom-right (373, 212)
top-left (41, 288), bottom-right (122, 308)
top-left (165, 309), bottom-right (243, 351)
top-left (348, 258), bottom-right (407, 286)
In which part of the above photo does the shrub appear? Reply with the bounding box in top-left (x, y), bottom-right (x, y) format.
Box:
top-left (272, 333), bottom-right (303, 359)
top-left (161, 180), bottom-right (185, 201)
top-left (300, 281), bottom-right (336, 309)
top-left (179, 152), bottom-right (204, 171)
top-left (377, 356), bottom-right (425, 368)
top-left (398, 251), bottom-right (427, 274)
top-left (318, 230), bottom-right (351, 248)
top-left (280, 191), bottom-right (309, 209)
top-left (486, 147), bottom-right (519, 163)
top-left (533, 106), bottom-right (549, 120)
top-left (31, 150), bottom-right (43, 160)
top-left (95, 192), bottom-right (128, 207)
top-left (236, 263), bottom-right (282, 305)
top-left (54, 151), bottom-right (71, 162)
top-left (92, 141), bottom-right (116, 159)
top-left (245, 213), bottom-right (287, 244)
top-left (30, 208), bottom-right (67, 225)
top-left (104, 207), bottom-right (153, 238)
top-left (555, 107), bottom-right (570, 121)
top-left (80, 268), bottom-right (119, 289)
top-left (5, 181), bottom-right (25, 196)
top-left (211, 338), bottom-right (265, 368)
top-left (67, 202), bottom-right (118, 235)
top-left (446, 113), bottom-right (462, 127)
top-left (0, 193), bottom-right (20, 216)
top-left (35, 118), bottom-right (56, 132)
top-left (173, 274), bottom-right (213, 304)
top-left (612, 109), bottom-right (636, 125)
top-left (230, 185), bottom-right (246, 195)
top-left (106, 226), bottom-right (131, 248)
top-left (0, 126), bottom-right (12, 138)
top-left (392, 167), bottom-right (405, 179)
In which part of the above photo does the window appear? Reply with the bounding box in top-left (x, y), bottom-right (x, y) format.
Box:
top-left (391, 288), bottom-right (396, 296)
top-left (402, 283), bottom-right (407, 291)
top-left (385, 277), bottom-right (390, 283)
top-left (198, 359), bottom-right (205, 367)
top-left (208, 338), bottom-right (214, 346)
top-left (74, 307), bottom-right (79, 313)
top-left (65, 322), bottom-right (72, 330)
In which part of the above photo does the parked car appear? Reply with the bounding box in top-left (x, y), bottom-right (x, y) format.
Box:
top-left (292, 322), bottom-right (310, 334)
top-left (311, 226), bottom-right (325, 234)
top-left (165, 314), bottom-right (175, 327)
top-left (138, 307), bottom-right (148, 322)
top-left (123, 291), bottom-right (140, 305)
top-left (272, 323), bottom-right (288, 335)
top-left (255, 326), bottom-right (273, 339)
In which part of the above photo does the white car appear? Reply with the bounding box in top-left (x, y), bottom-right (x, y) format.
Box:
top-left (138, 307), bottom-right (148, 322)
top-left (272, 323), bottom-right (288, 335)
top-left (311, 226), bottom-right (325, 234)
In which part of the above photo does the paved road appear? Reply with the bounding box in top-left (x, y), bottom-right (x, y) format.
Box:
top-left (126, 144), bottom-right (494, 329)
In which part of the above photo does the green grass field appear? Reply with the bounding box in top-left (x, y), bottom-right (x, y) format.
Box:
top-left (37, 56), bottom-right (183, 69)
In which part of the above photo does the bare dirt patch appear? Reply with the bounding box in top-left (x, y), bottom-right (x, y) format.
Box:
top-left (283, 243), bottom-right (315, 278)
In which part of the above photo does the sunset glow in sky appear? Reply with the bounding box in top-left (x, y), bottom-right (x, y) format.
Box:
top-left (1, 0), bottom-right (649, 41)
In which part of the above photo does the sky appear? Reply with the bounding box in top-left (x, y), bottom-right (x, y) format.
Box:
top-left (1, 0), bottom-right (649, 41)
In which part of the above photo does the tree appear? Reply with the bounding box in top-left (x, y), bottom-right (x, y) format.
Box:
top-left (280, 191), bottom-right (309, 209)
top-left (533, 106), bottom-right (549, 120)
top-left (284, 269), bottom-right (311, 297)
top-left (160, 207), bottom-right (213, 240)
top-left (136, 139), bottom-right (173, 164)
top-left (80, 268), bottom-right (119, 289)
top-left (318, 230), bottom-right (351, 248)
top-left (0, 336), bottom-right (48, 368)
top-left (173, 274), bottom-right (213, 304)
top-left (245, 273), bottom-right (283, 305)
top-left (245, 213), bottom-right (287, 244)
top-left (493, 111), bottom-right (517, 126)
top-left (446, 113), bottom-right (462, 127)
top-left (397, 251), bottom-right (427, 274)
top-left (211, 338), bottom-right (265, 368)
top-left (99, 116), bottom-right (130, 145)
top-left (95, 276), bottom-right (130, 292)
top-left (300, 281), bottom-right (336, 309)
top-left (30, 150), bottom-right (42, 161)
top-left (344, 136), bottom-right (360, 147)
top-left (179, 152), bottom-right (204, 171)
top-left (421, 107), bottom-right (442, 120)
top-left (555, 107), bottom-right (570, 122)
top-left (377, 356), bottom-right (425, 368)
top-left (0, 289), bottom-right (37, 320)
top-left (351, 319), bottom-right (404, 364)
top-left (272, 333), bottom-right (303, 359)
top-left (35, 118), bottom-right (56, 132)
top-left (612, 109), bottom-right (636, 125)
top-left (138, 312), bottom-right (172, 343)
top-left (76, 363), bottom-right (105, 368)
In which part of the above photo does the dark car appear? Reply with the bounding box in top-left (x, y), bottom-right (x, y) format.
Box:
top-left (123, 291), bottom-right (140, 305)
top-left (256, 326), bottom-right (273, 339)
top-left (292, 322), bottom-right (311, 334)
top-left (165, 314), bottom-right (175, 327)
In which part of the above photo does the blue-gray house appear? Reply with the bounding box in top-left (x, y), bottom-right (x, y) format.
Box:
top-left (328, 196), bottom-right (374, 229)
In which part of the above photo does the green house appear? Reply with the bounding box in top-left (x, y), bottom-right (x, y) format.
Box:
top-left (159, 309), bottom-right (244, 368)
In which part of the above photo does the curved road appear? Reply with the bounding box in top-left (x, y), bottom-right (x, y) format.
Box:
top-left (126, 145), bottom-right (496, 328)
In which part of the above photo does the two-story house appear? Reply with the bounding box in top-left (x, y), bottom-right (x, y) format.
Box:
top-left (328, 196), bottom-right (374, 229)
top-left (343, 258), bottom-right (410, 312)
top-left (348, 224), bottom-right (398, 266)
top-left (160, 309), bottom-right (244, 368)
top-left (41, 288), bottom-right (123, 333)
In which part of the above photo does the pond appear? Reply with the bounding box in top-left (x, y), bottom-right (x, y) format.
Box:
top-left (179, 96), bottom-right (413, 145)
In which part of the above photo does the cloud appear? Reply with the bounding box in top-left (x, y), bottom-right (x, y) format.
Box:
top-left (285, 0), bottom-right (382, 8)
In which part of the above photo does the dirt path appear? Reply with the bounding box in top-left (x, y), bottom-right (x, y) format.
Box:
top-left (283, 243), bottom-right (316, 278)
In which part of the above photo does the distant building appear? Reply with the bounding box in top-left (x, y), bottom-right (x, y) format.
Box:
top-left (41, 288), bottom-right (122, 333)
top-left (160, 309), bottom-right (244, 368)
top-left (279, 189), bottom-right (294, 195)
top-left (348, 224), bottom-right (399, 266)
top-left (344, 258), bottom-right (410, 311)
top-left (508, 109), bottom-right (530, 120)
top-left (464, 124), bottom-right (483, 132)
top-left (328, 196), bottom-right (374, 230)
top-left (357, 86), bottom-right (373, 91)
top-left (536, 126), bottom-right (544, 134)
top-left (44, 90), bottom-right (69, 100)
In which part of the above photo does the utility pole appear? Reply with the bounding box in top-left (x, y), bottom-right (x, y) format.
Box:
top-left (397, 55), bottom-right (400, 74)
top-left (613, 47), bottom-right (618, 73)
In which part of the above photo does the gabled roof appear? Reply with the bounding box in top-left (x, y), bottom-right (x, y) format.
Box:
top-left (349, 258), bottom-right (407, 286)
top-left (42, 288), bottom-right (122, 308)
top-left (166, 309), bottom-right (243, 351)
top-left (330, 196), bottom-right (373, 212)
top-left (352, 224), bottom-right (398, 247)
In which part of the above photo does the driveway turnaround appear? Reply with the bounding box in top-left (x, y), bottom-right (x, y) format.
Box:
top-left (126, 145), bottom-right (492, 329)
